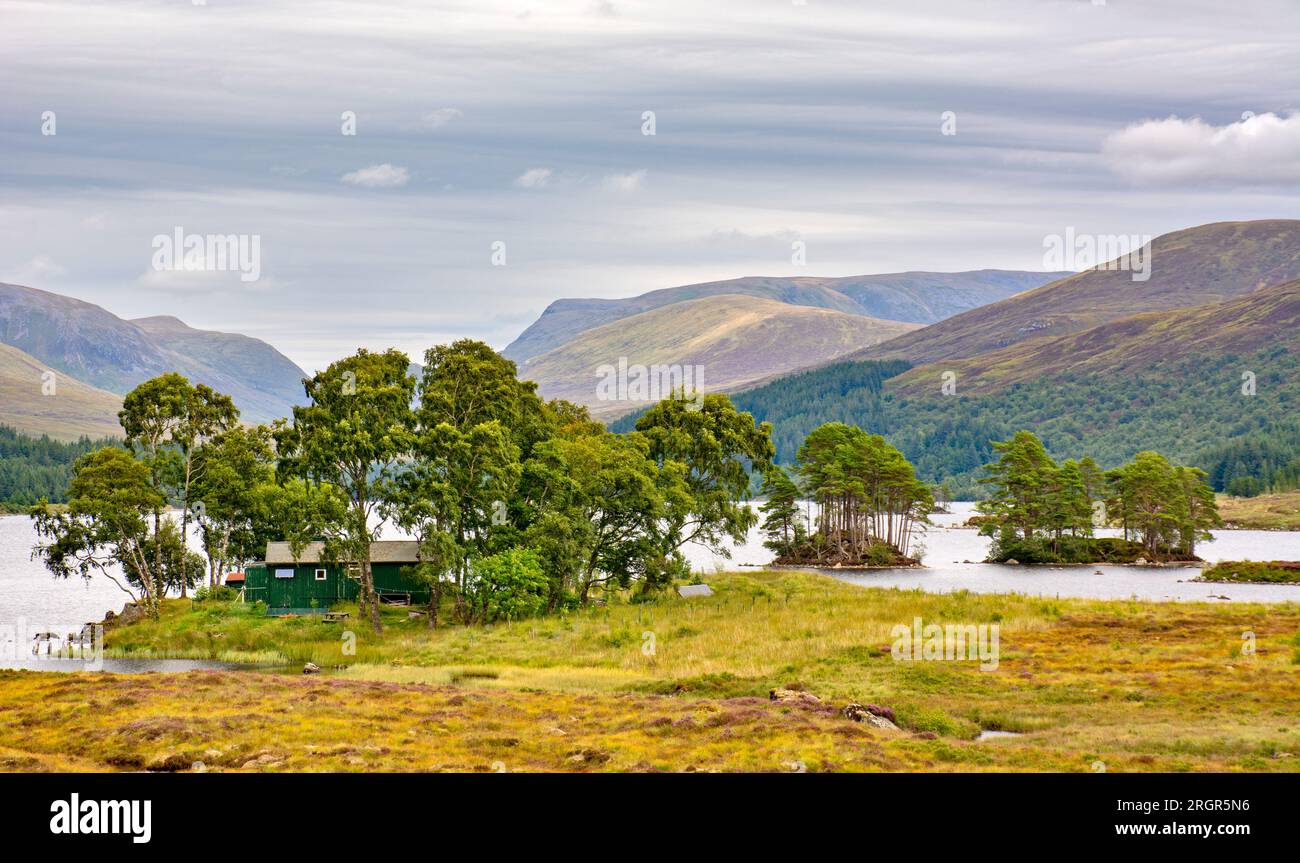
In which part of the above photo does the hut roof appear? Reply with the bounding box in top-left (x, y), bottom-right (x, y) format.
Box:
top-left (264, 541), bottom-right (422, 565)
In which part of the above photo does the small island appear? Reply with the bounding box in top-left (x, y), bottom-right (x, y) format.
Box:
top-left (972, 432), bottom-right (1218, 566)
top-left (756, 424), bottom-right (928, 568)
top-left (1196, 561), bottom-right (1300, 584)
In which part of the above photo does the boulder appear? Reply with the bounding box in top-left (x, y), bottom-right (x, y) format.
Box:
top-left (302, 662), bottom-right (321, 674)
top-left (1004, 559), bottom-right (1020, 566)
top-left (841, 703), bottom-right (899, 730)
top-left (769, 688), bottom-right (822, 706)
top-left (1134, 557), bottom-right (1147, 566)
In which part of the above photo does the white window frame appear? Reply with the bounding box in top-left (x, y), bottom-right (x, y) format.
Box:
top-left (315, 568), bottom-right (328, 581)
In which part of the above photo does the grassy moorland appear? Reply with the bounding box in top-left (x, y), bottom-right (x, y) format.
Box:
top-left (2, 571), bottom-right (1298, 773)
top-left (1217, 491), bottom-right (1300, 531)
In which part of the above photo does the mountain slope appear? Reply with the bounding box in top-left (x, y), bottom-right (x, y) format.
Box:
top-left (0, 343), bottom-right (123, 441)
top-left (517, 294), bottom-right (921, 419)
top-left (893, 277), bottom-right (1300, 395)
top-left (843, 220), bottom-right (1300, 366)
top-left (0, 283), bottom-right (306, 424)
top-left (504, 270), bottom-right (1068, 363)
top-left (130, 315), bottom-right (306, 423)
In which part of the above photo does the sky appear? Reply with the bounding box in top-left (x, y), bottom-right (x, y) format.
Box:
top-left (2, 0), bottom-right (1298, 373)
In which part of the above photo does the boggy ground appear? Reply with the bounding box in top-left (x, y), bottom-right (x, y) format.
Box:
top-left (1, 571), bottom-right (1298, 772)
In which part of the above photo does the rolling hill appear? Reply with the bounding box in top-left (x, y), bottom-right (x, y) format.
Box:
top-left (842, 220), bottom-right (1300, 366)
top-left (517, 293), bottom-right (921, 419)
top-left (503, 269), bottom-right (1069, 364)
top-left (0, 342), bottom-right (124, 441)
top-left (0, 282), bottom-right (307, 425)
top-left (892, 277), bottom-right (1300, 395)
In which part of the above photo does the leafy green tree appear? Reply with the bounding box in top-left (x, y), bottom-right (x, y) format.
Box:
top-left (1042, 459), bottom-right (1094, 551)
top-left (635, 392), bottom-right (774, 561)
top-left (190, 424), bottom-right (276, 587)
top-left (758, 466), bottom-right (803, 557)
top-left (521, 430), bottom-right (674, 604)
top-left (1106, 451), bottom-right (1184, 557)
top-left (1173, 465), bottom-right (1222, 557)
top-left (976, 431), bottom-right (1058, 542)
top-left (119, 373), bottom-right (189, 598)
top-left (30, 447), bottom-right (167, 613)
top-left (463, 547), bottom-right (548, 624)
top-left (120, 519), bottom-right (206, 596)
top-left (276, 349), bottom-right (416, 633)
top-left (172, 383), bottom-right (238, 594)
top-left (391, 341), bottom-right (540, 621)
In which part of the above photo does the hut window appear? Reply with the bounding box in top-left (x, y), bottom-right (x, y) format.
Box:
top-left (315, 568), bottom-right (328, 581)
top-left (274, 568), bottom-right (294, 579)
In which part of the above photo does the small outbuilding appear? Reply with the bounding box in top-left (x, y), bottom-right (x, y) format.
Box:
top-left (243, 541), bottom-right (429, 614)
top-left (223, 571), bottom-right (245, 589)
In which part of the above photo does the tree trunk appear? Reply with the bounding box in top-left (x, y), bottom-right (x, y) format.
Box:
top-left (363, 557), bottom-right (382, 634)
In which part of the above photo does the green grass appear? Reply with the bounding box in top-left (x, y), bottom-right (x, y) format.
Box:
top-left (1218, 491), bottom-right (1300, 531)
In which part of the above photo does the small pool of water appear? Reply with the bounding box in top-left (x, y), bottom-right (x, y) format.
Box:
top-left (976, 730), bottom-right (1023, 741)
top-left (0, 657), bottom-right (253, 674)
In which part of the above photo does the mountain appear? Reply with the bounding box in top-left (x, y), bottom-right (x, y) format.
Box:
top-left (517, 293), bottom-right (921, 419)
top-left (503, 270), bottom-right (1069, 363)
top-left (129, 315), bottom-right (306, 422)
top-left (731, 266), bottom-right (1300, 496)
top-left (842, 220), bottom-right (1300, 366)
top-left (0, 342), bottom-right (124, 441)
top-left (892, 277), bottom-right (1300, 396)
top-left (0, 283), bottom-right (307, 424)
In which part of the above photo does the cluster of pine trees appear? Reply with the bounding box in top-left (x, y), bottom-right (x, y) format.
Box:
top-left (976, 431), bottom-right (1221, 563)
top-left (759, 422), bottom-right (932, 566)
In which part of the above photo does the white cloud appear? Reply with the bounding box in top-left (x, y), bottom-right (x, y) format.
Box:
top-left (5, 255), bottom-right (66, 284)
top-left (601, 169), bottom-right (646, 192)
top-left (1102, 112), bottom-right (1300, 184)
top-left (514, 167), bottom-right (553, 188)
top-left (420, 107), bottom-right (463, 130)
top-left (341, 163), bottom-right (411, 188)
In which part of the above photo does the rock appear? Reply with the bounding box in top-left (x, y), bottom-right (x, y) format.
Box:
top-left (302, 662), bottom-right (321, 674)
top-left (770, 688), bottom-right (821, 706)
top-left (1094, 570), bottom-right (1104, 575)
top-left (102, 602), bottom-right (147, 630)
top-left (842, 703), bottom-right (899, 730)
top-left (1004, 559), bottom-right (1019, 566)
top-left (565, 748), bottom-right (611, 766)
top-left (1134, 557), bottom-right (1147, 566)
top-left (145, 752), bottom-right (195, 772)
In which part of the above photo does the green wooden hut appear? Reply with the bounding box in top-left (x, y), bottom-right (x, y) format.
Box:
top-left (243, 541), bottom-right (429, 614)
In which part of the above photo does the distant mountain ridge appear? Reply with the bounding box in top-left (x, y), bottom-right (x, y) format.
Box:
top-left (504, 269), bottom-right (1069, 364)
top-left (841, 220), bottom-right (1300, 367)
top-left (892, 276), bottom-right (1300, 396)
top-left (518, 293), bottom-right (921, 419)
top-left (0, 282), bottom-right (307, 426)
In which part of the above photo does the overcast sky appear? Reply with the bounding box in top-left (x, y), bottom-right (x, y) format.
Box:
top-left (2, 0), bottom-right (1297, 372)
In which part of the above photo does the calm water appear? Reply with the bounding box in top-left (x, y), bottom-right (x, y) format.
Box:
top-left (682, 503), bottom-right (1300, 604)
top-left (4, 501), bottom-right (1300, 646)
